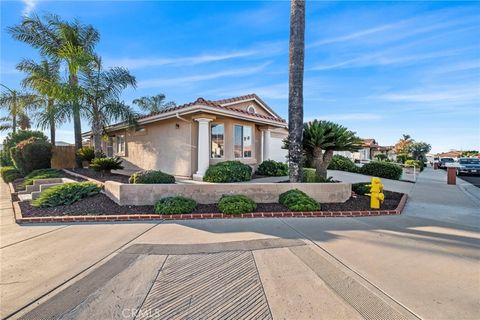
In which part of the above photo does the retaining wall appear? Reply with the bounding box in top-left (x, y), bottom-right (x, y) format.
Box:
top-left (104, 181), bottom-right (352, 205)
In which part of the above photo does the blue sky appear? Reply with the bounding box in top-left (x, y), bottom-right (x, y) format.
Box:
top-left (1, 0), bottom-right (479, 153)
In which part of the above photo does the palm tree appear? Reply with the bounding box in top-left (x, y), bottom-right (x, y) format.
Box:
top-left (16, 59), bottom-right (65, 145)
top-left (79, 57), bottom-right (137, 156)
top-left (288, 0), bottom-right (306, 182)
top-left (132, 94), bottom-right (175, 114)
top-left (9, 14), bottom-right (99, 151)
top-left (303, 120), bottom-right (362, 179)
top-left (0, 84), bottom-right (38, 133)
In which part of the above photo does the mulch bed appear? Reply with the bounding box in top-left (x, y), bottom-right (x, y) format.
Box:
top-left (66, 168), bottom-right (130, 183)
top-left (18, 190), bottom-right (403, 217)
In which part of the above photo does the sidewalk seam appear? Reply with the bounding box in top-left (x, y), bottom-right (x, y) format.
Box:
top-left (278, 218), bottom-right (422, 320)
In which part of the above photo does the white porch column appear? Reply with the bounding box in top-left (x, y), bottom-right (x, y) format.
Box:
top-left (262, 129), bottom-right (271, 161)
top-left (193, 118), bottom-right (212, 181)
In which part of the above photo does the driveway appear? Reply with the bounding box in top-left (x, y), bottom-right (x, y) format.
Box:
top-left (1, 168), bottom-right (479, 319)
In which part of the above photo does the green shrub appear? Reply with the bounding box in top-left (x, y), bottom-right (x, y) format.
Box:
top-left (10, 137), bottom-right (52, 174)
top-left (218, 195), bottom-right (256, 214)
top-left (90, 156), bottom-right (124, 173)
top-left (0, 150), bottom-right (13, 166)
top-left (32, 182), bottom-right (101, 207)
top-left (279, 189), bottom-right (320, 212)
top-left (154, 196), bottom-right (197, 214)
top-left (360, 161), bottom-right (403, 180)
top-left (327, 155), bottom-right (358, 172)
top-left (76, 147), bottom-right (96, 163)
top-left (302, 168), bottom-right (335, 183)
top-left (203, 161), bottom-right (252, 183)
top-left (0, 166), bottom-right (22, 183)
top-left (257, 160), bottom-right (288, 176)
top-left (129, 170), bottom-right (175, 184)
top-left (352, 182), bottom-right (370, 195)
top-left (21, 168), bottom-right (63, 189)
top-left (404, 160), bottom-right (424, 172)
top-left (2, 130), bottom-right (48, 151)
top-left (396, 153), bottom-right (409, 164)
top-left (375, 154), bottom-right (388, 161)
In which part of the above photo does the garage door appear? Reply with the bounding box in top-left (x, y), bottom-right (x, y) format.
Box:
top-left (269, 136), bottom-right (288, 162)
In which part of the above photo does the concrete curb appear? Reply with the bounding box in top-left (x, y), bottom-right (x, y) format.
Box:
top-left (13, 194), bottom-right (408, 224)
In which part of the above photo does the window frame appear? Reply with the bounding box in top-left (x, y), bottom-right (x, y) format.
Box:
top-left (210, 122), bottom-right (225, 159)
top-left (233, 124), bottom-right (253, 159)
top-left (116, 134), bottom-right (126, 156)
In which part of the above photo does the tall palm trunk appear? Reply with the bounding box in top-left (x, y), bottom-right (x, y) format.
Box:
top-left (12, 92), bottom-right (17, 134)
top-left (69, 73), bottom-right (82, 166)
top-left (288, 0), bottom-right (306, 183)
top-left (91, 103), bottom-right (103, 157)
top-left (48, 98), bottom-right (55, 145)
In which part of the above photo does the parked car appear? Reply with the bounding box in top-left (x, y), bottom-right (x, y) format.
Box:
top-left (439, 157), bottom-right (455, 169)
top-left (456, 158), bottom-right (480, 176)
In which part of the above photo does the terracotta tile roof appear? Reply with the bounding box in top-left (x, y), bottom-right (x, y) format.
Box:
top-left (136, 95), bottom-right (286, 124)
top-left (361, 138), bottom-right (378, 147)
top-left (212, 93), bottom-right (282, 119)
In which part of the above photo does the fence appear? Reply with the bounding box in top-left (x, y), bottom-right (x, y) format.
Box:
top-left (51, 145), bottom-right (76, 169)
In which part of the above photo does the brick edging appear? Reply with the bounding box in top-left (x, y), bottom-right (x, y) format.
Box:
top-left (13, 194), bottom-right (408, 224)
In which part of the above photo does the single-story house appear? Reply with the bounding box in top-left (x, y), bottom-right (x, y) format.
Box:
top-left (335, 139), bottom-right (396, 161)
top-left (84, 94), bottom-right (288, 180)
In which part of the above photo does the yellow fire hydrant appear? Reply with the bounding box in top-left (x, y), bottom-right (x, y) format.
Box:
top-left (365, 177), bottom-right (385, 209)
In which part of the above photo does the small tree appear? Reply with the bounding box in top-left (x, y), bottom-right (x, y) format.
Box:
top-left (302, 120), bottom-right (362, 179)
top-left (408, 142), bottom-right (431, 161)
top-left (394, 134), bottom-right (413, 155)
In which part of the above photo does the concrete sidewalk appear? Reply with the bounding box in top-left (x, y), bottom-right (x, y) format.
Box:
top-left (1, 168), bottom-right (479, 319)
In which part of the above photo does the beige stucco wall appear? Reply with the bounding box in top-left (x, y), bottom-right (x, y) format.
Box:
top-left (107, 118), bottom-right (193, 177)
top-left (105, 181), bottom-right (352, 205)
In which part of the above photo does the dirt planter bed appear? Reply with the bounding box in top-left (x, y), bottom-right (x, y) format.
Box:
top-left (13, 191), bottom-right (408, 224)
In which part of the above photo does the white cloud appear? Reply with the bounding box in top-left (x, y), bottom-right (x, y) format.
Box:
top-left (138, 63), bottom-right (271, 88)
top-left (305, 113), bottom-right (384, 122)
top-left (105, 50), bottom-right (258, 70)
top-left (105, 41), bottom-right (286, 70)
top-left (308, 24), bottom-right (395, 48)
top-left (22, 0), bottom-right (37, 16)
top-left (377, 87), bottom-right (479, 103)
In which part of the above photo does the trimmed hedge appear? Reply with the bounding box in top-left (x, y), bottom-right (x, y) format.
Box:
top-left (203, 161), bottom-right (252, 183)
top-left (154, 196), bottom-right (197, 214)
top-left (218, 195), bottom-right (256, 214)
top-left (32, 182), bottom-right (101, 207)
top-left (404, 160), bottom-right (424, 172)
top-left (129, 170), bottom-right (175, 184)
top-left (352, 182), bottom-right (370, 196)
top-left (279, 189), bottom-right (320, 212)
top-left (0, 150), bottom-right (13, 166)
top-left (0, 166), bottom-right (22, 183)
top-left (11, 137), bottom-right (52, 175)
top-left (328, 155), bottom-right (358, 173)
top-left (90, 156), bottom-right (124, 173)
top-left (360, 161), bottom-right (403, 180)
top-left (257, 160), bottom-right (288, 176)
top-left (21, 168), bottom-right (63, 189)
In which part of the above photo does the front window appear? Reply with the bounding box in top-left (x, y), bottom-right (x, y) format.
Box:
top-left (211, 124), bottom-right (224, 158)
top-left (234, 125), bottom-right (252, 158)
top-left (116, 134), bottom-right (125, 155)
